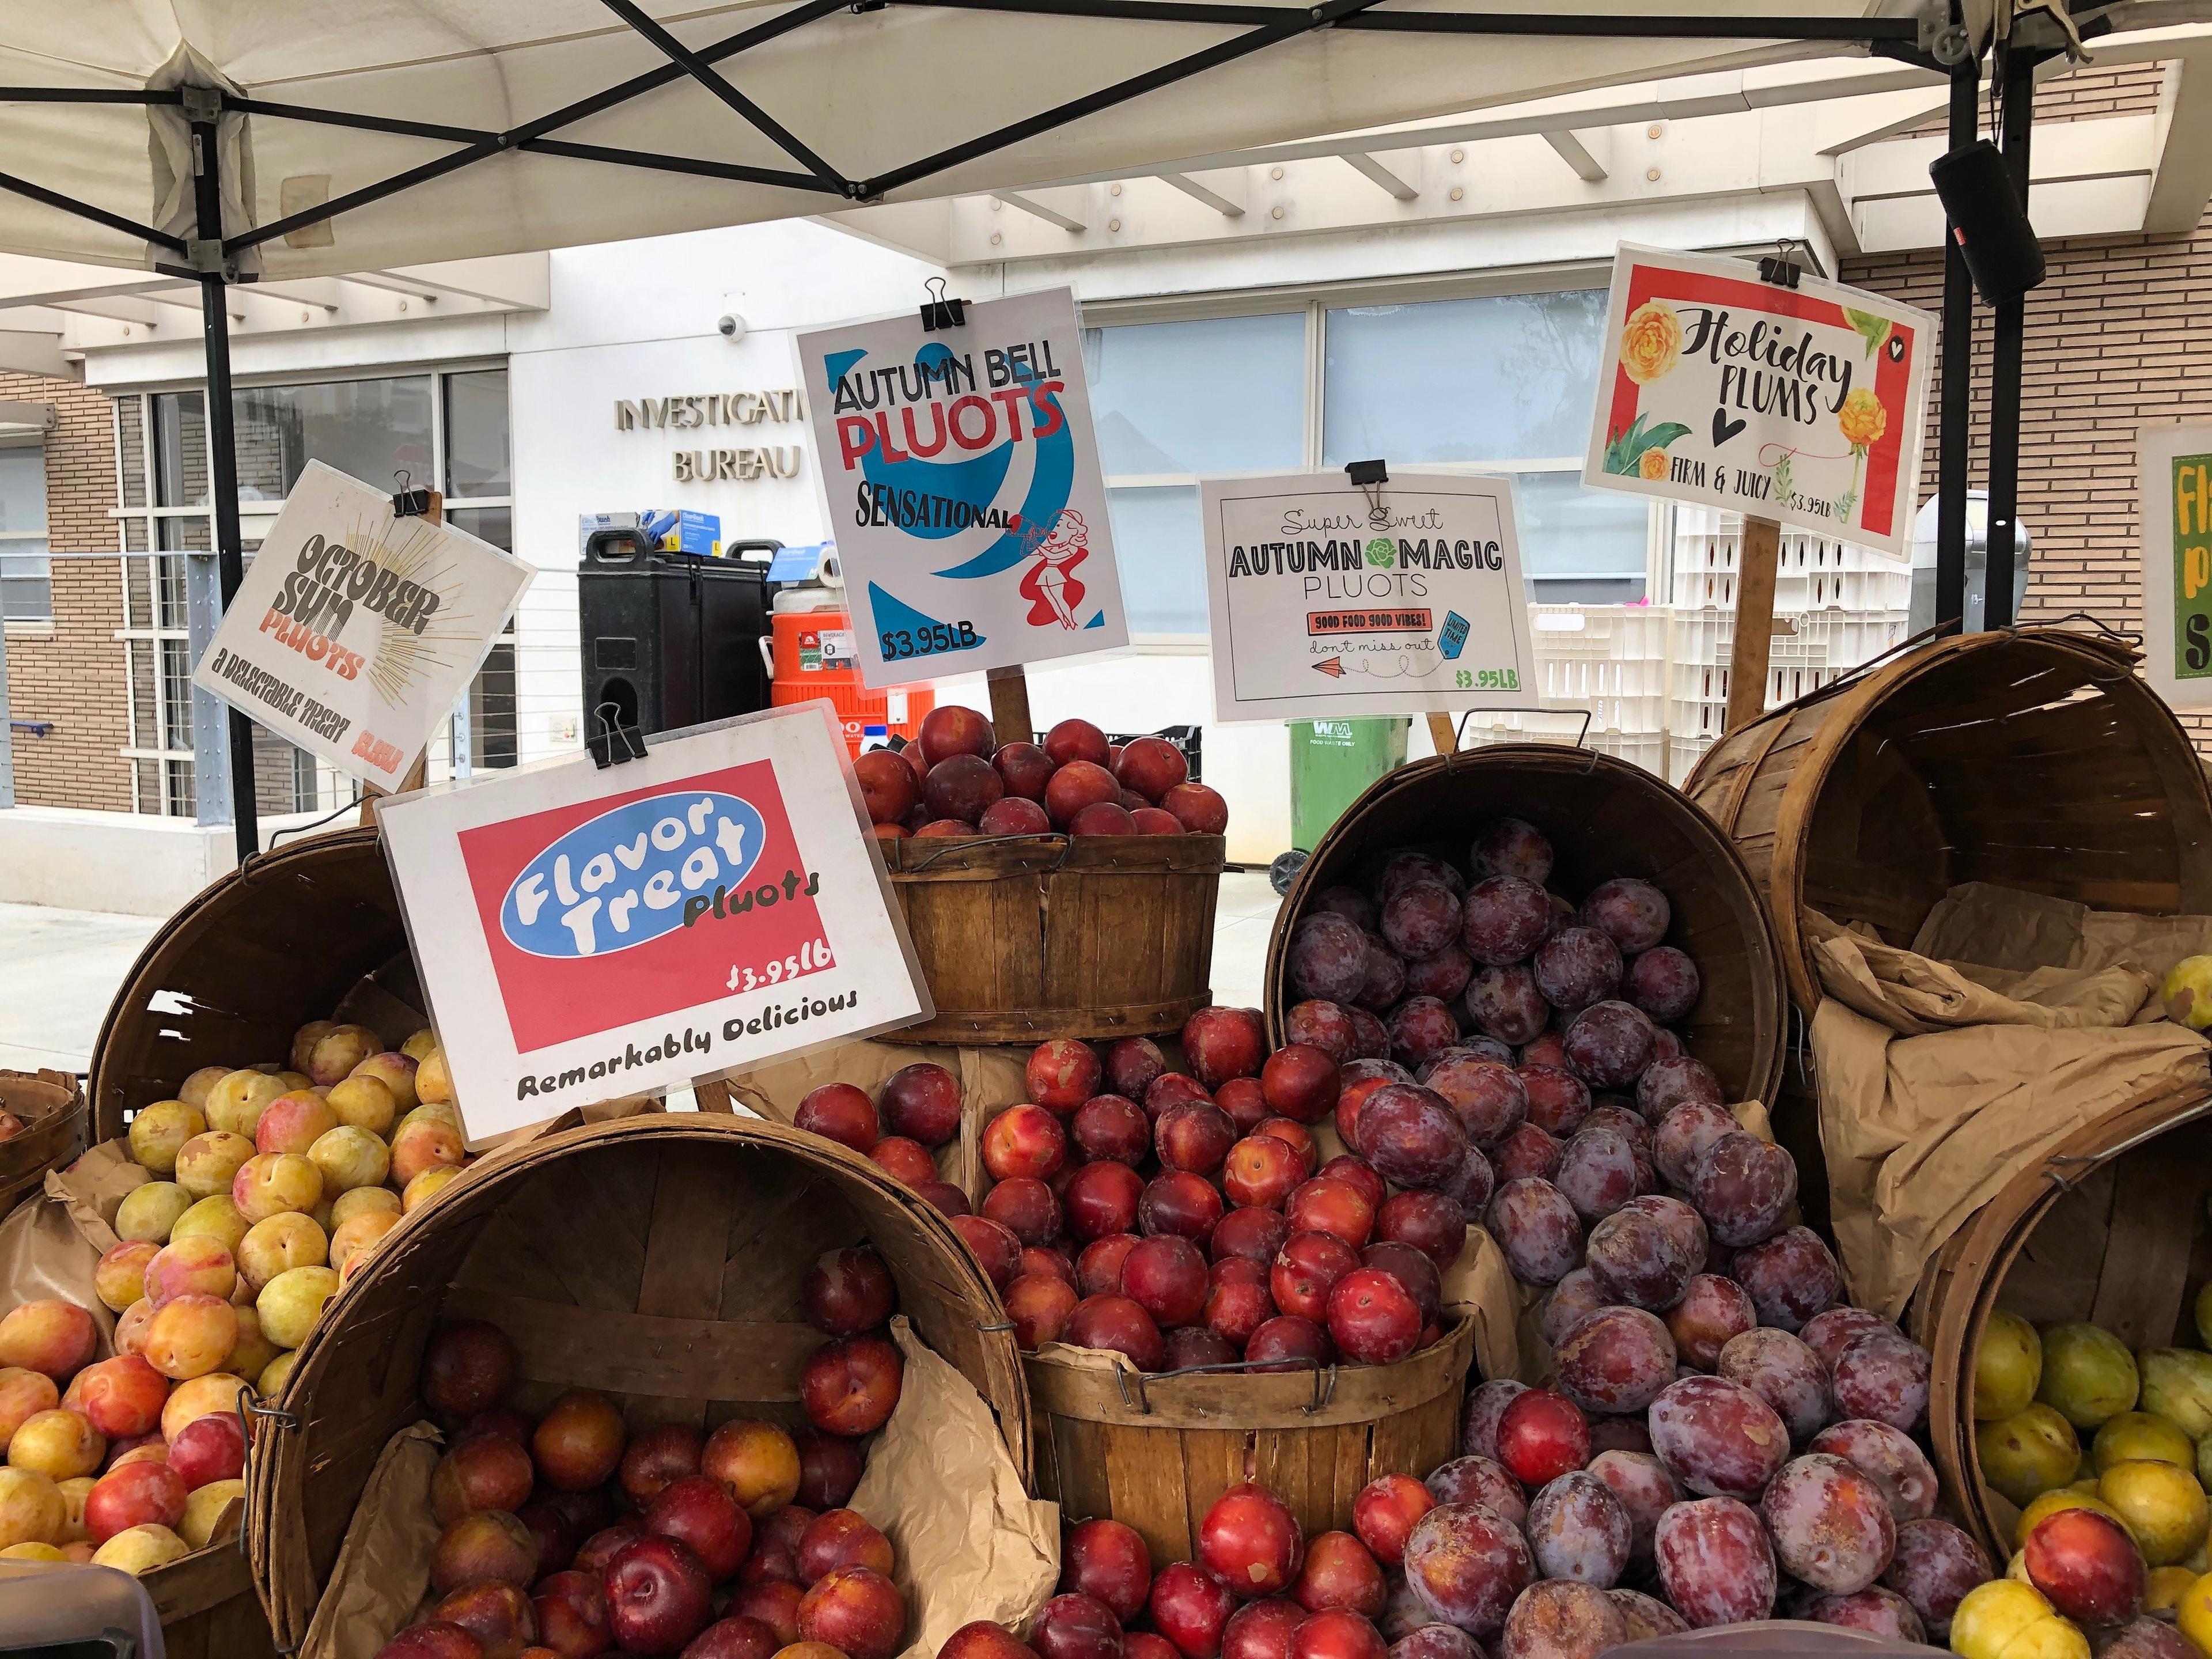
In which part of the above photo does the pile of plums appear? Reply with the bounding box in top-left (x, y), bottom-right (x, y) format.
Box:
top-left (853, 706), bottom-right (1229, 841)
top-left (373, 1247), bottom-right (910, 1659)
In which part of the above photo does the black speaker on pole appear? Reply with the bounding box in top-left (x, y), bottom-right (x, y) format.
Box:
top-left (1929, 138), bottom-right (2047, 305)
top-left (578, 530), bottom-right (777, 741)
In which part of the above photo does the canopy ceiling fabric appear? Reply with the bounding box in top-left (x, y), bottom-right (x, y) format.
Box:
top-left (0, 0), bottom-right (1976, 278)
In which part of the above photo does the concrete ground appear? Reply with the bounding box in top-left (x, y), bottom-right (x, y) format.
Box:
top-left (0, 874), bottom-right (1283, 1081)
top-left (0, 902), bottom-right (159, 1074)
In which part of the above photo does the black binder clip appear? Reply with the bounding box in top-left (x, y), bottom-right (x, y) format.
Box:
top-left (392, 469), bottom-right (434, 518)
top-left (919, 276), bottom-right (967, 332)
top-left (588, 700), bottom-right (647, 770)
top-left (1756, 240), bottom-right (1805, 289)
top-left (1344, 459), bottom-right (1389, 487)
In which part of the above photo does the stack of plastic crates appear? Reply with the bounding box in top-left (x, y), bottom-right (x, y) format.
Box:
top-left (1661, 509), bottom-right (1911, 782)
top-left (1509, 603), bottom-right (1672, 775)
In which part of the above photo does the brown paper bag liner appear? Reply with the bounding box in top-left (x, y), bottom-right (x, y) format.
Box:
top-left (1914, 881), bottom-right (2212, 983)
top-left (0, 1137), bottom-right (155, 1344)
top-left (297, 1319), bottom-right (1054, 1659)
top-left (861, 1320), bottom-right (1060, 1659)
top-left (1806, 892), bottom-right (2212, 1321)
top-left (299, 1423), bottom-right (444, 1659)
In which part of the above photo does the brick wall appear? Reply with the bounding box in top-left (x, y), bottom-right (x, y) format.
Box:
top-left (1840, 194), bottom-right (2212, 738)
top-left (1, 372), bottom-right (132, 812)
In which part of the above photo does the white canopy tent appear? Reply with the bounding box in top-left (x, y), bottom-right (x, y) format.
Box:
top-left (0, 0), bottom-right (2196, 844)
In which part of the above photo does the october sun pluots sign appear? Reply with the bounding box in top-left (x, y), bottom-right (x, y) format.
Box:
top-left (1581, 244), bottom-right (1934, 558)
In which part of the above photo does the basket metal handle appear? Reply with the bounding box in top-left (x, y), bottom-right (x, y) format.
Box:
top-left (1111, 1354), bottom-right (1339, 1416)
top-left (897, 830), bottom-right (1073, 876)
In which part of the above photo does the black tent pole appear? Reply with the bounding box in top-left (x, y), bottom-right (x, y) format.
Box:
top-left (1984, 42), bottom-right (2037, 630)
top-left (188, 103), bottom-right (258, 864)
top-left (1936, 46), bottom-right (1977, 630)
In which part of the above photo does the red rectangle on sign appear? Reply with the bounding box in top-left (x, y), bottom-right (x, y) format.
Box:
top-left (1306, 609), bottom-right (1434, 635)
top-left (456, 758), bottom-right (831, 1052)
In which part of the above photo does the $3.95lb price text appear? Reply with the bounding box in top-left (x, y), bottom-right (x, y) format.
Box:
top-left (880, 620), bottom-right (979, 661)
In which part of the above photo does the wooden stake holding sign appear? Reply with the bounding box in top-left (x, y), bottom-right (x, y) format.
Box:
top-left (1725, 514), bottom-right (1783, 734)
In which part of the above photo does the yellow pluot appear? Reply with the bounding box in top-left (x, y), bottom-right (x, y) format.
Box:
top-left (2173, 1570), bottom-right (2212, 1657)
top-left (2101, 1459), bottom-right (2211, 1566)
top-left (2147, 1566), bottom-right (2199, 1615)
top-left (2096, 1412), bottom-right (2197, 1473)
top-left (2001, 1618), bottom-right (2092, 1659)
top-left (1980, 1311), bottom-right (2046, 1422)
top-left (1982, 1404), bottom-right (2085, 1508)
top-left (2161, 955), bottom-right (2212, 1031)
top-left (2038, 1323), bottom-right (2141, 1430)
top-left (2016, 1488), bottom-right (2127, 1553)
top-left (1951, 1580), bottom-right (2055, 1659)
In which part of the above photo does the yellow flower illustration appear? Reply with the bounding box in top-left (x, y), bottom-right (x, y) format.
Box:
top-left (1619, 301), bottom-right (1683, 385)
top-left (1838, 387), bottom-right (1888, 449)
top-left (1639, 448), bottom-right (1670, 481)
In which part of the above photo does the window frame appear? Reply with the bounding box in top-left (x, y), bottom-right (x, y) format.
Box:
top-left (0, 435), bottom-right (52, 628)
top-left (1082, 271), bottom-right (1661, 639)
top-left (112, 360), bottom-right (514, 816)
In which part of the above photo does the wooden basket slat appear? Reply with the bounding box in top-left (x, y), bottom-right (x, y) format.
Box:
top-left (885, 832), bottom-right (1223, 1043)
top-left (1262, 745), bottom-right (1787, 1112)
top-left (1682, 633), bottom-right (2212, 1244)
top-left (249, 1115), bottom-right (1029, 1653)
top-left (1911, 1085), bottom-right (2212, 1562)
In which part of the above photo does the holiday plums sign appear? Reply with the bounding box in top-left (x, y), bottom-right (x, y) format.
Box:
top-left (378, 703), bottom-right (930, 1141)
top-left (1581, 245), bottom-right (1934, 558)
top-left (796, 286), bottom-right (1128, 688)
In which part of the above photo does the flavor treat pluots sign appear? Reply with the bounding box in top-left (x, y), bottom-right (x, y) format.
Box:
top-left (378, 703), bottom-right (931, 1140)
top-left (795, 287), bottom-right (1127, 688)
top-left (1201, 472), bottom-right (1536, 721)
top-left (2141, 422), bottom-right (2212, 709)
top-left (1582, 244), bottom-right (1935, 558)
top-left (192, 460), bottom-right (535, 786)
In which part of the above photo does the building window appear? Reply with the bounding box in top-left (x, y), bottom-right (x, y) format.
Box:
top-left (1081, 290), bottom-right (1656, 637)
top-left (1084, 312), bottom-right (1307, 635)
top-left (113, 365), bottom-right (514, 816)
top-left (1323, 290), bottom-right (1649, 604)
top-left (0, 443), bottom-right (51, 623)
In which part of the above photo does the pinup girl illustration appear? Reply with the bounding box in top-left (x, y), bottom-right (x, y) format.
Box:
top-left (1018, 509), bottom-right (1090, 630)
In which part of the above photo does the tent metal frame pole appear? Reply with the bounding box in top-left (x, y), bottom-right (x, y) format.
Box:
top-left (1936, 47), bottom-right (1977, 630)
top-left (1984, 39), bottom-right (2039, 632)
top-left (189, 111), bottom-right (259, 864)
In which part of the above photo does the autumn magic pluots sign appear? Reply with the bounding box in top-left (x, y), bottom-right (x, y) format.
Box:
top-left (1581, 245), bottom-right (1934, 557)
top-left (795, 287), bottom-right (1128, 688)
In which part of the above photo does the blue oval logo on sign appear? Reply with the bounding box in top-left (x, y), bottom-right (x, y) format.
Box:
top-left (501, 790), bottom-right (768, 959)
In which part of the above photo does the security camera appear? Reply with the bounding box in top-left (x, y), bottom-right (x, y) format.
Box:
top-left (717, 313), bottom-right (746, 342)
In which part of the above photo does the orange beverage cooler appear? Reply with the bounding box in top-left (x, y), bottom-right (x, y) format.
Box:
top-left (761, 607), bottom-right (934, 756)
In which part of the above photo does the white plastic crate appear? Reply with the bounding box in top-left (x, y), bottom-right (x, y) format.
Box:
top-left (1667, 733), bottom-right (1715, 787)
top-left (1528, 604), bottom-right (1672, 745)
top-left (1669, 507), bottom-right (1912, 614)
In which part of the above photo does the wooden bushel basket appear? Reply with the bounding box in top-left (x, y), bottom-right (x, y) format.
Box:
top-left (1910, 1082), bottom-right (2212, 1563)
top-left (881, 832), bottom-right (1225, 1044)
top-left (0, 1070), bottom-right (85, 1219)
top-left (1684, 626), bottom-right (2212, 1018)
top-left (89, 825), bottom-right (410, 1143)
top-left (246, 1113), bottom-right (1031, 1652)
top-left (1025, 1319), bottom-right (1474, 1566)
top-left (1264, 745), bottom-right (1788, 1111)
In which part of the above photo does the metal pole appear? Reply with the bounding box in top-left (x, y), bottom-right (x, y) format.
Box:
top-left (1936, 51), bottom-right (1978, 631)
top-left (1984, 44), bottom-right (2036, 630)
top-left (190, 108), bottom-right (258, 863)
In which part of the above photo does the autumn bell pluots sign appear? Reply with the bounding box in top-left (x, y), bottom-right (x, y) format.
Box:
top-left (794, 286), bottom-right (1128, 688)
top-left (2141, 422), bottom-right (2212, 710)
top-left (377, 703), bottom-right (931, 1141)
top-left (1201, 471), bottom-right (1536, 722)
top-left (1581, 245), bottom-right (1935, 558)
top-left (193, 460), bottom-right (535, 786)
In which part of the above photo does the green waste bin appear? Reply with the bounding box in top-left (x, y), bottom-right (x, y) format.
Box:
top-left (1289, 718), bottom-right (1409, 851)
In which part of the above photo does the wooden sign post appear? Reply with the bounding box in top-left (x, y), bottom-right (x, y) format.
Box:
top-left (987, 664), bottom-right (1035, 749)
top-left (1725, 514), bottom-right (1782, 734)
